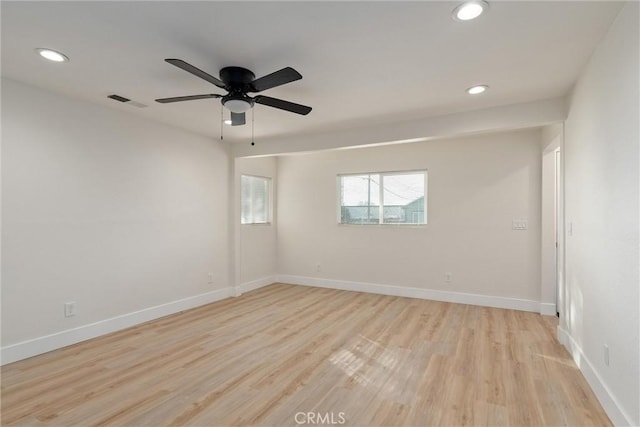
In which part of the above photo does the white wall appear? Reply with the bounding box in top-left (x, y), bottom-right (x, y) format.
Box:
top-left (561, 3), bottom-right (639, 425)
top-left (1, 78), bottom-right (230, 348)
top-left (234, 156), bottom-right (278, 291)
top-left (277, 129), bottom-right (542, 305)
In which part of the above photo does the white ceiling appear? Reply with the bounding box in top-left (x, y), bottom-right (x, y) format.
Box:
top-left (1, 1), bottom-right (624, 143)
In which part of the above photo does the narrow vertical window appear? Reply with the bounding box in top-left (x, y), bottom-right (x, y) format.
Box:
top-left (241, 175), bottom-right (271, 224)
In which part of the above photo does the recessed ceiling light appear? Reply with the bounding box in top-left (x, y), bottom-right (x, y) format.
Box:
top-left (466, 85), bottom-right (488, 95)
top-left (453, 1), bottom-right (488, 21)
top-left (35, 48), bottom-right (69, 62)
top-left (224, 119), bottom-right (233, 125)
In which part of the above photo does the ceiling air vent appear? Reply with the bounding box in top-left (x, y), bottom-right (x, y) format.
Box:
top-left (108, 94), bottom-right (130, 102)
top-left (107, 94), bottom-right (148, 108)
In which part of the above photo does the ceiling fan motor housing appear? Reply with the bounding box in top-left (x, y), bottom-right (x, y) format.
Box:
top-left (220, 67), bottom-right (256, 113)
top-left (219, 66), bottom-right (255, 87)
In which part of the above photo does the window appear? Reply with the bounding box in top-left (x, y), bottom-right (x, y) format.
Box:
top-left (241, 175), bottom-right (271, 224)
top-left (338, 170), bottom-right (427, 225)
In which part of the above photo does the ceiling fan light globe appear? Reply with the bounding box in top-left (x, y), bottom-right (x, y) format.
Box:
top-left (224, 99), bottom-right (252, 113)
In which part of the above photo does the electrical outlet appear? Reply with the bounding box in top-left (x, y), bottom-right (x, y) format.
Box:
top-left (207, 273), bottom-right (214, 284)
top-left (603, 344), bottom-right (610, 367)
top-left (64, 302), bottom-right (76, 317)
top-left (445, 272), bottom-right (453, 283)
top-left (315, 263), bottom-right (321, 273)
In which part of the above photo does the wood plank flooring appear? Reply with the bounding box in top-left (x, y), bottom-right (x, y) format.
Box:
top-left (1, 284), bottom-right (611, 426)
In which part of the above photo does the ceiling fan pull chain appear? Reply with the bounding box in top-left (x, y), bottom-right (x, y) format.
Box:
top-left (251, 108), bottom-right (255, 146)
top-left (220, 104), bottom-right (224, 141)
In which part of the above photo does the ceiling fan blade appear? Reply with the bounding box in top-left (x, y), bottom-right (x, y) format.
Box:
top-left (165, 59), bottom-right (226, 88)
top-left (254, 95), bottom-right (312, 115)
top-left (249, 67), bottom-right (302, 92)
top-left (155, 94), bottom-right (222, 103)
top-left (231, 112), bottom-right (246, 126)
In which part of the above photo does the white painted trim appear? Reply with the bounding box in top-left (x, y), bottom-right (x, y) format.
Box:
top-left (539, 302), bottom-right (557, 316)
top-left (557, 326), bottom-right (634, 426)
top-left (1, 287), bottom-right (234, 366)
top-left (277, 275), bottom-right (542, 313)
top-left (235, 276), bottom-right (277, 296)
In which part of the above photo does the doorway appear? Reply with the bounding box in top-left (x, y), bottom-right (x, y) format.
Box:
top-left (554, 147), bottom-right (562, 317)
top-left (541, 126), bottom-right (563, 317)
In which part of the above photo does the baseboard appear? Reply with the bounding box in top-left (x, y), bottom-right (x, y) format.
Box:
top-left (539, 302), bottom-right (557, 316)
top-left (235, 276), bottom-right (277, 296)
top-left (1, 287), bottom-right (235, 366)
top-left (277, 275), bottom-right (542, 313)
top-left (557, 326), bottom-right (634, 426)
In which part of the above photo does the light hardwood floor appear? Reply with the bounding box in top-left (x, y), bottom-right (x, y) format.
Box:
top-left (2, 284), bottom-right (611, 426)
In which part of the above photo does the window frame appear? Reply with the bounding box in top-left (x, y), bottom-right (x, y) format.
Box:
top-left (337, 169), bottom-right (428, 226)
top-left (240, 174), bottom-right (272, 225)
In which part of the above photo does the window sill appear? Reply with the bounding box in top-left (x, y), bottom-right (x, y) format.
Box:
top-left (337, 223), bottom-right (427, 228)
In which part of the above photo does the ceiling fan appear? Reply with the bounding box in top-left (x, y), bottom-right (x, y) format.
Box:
top-left (155, 59), bottom-right (312, 126)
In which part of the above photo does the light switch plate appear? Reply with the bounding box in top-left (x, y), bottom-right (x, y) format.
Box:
top-left (64, 302), bottom-right (76, 317)
top-left (512, 220), bottom-right (528, 230)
